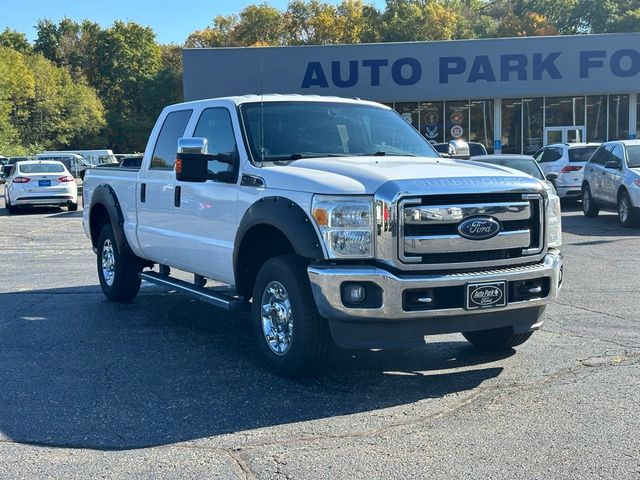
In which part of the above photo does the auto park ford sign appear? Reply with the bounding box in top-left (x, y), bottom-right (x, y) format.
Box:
top-left (183, 33), bottom-right (640, 102)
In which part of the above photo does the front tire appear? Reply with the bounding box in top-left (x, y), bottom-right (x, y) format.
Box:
top-left (582, 184), bottom-right (600, 217)
top-left (463, 327), bottom-right (533, 351)
top-left (252, 255), bottom-right (330, 377)
top-left (617, 191), bottom-right (639, 228)
top-left (97, 224), bottom-right (141, 301)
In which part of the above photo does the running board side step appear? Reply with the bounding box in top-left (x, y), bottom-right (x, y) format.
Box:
top-left (140, 271), bottom-right (250, 313)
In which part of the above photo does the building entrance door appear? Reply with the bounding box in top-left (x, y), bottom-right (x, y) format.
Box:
top-left (544, 127), bottom-right (586, 145)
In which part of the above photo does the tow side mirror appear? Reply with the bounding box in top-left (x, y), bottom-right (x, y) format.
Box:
top-left (605, 160), bottom-right (621, 170)
top-left (176, 137), bottom-right (210, 182)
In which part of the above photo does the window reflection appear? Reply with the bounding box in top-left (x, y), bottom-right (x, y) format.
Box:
top-left (523, 98), bottom-right (543, 154)
top-left (545, 96), bottom-right (585, 127)
top-left (609, 94), bottom-right (629, 140)
top-left (501, 98), bottom-right (522, 154)
top-left (586, 95), bottom-right (607, 143)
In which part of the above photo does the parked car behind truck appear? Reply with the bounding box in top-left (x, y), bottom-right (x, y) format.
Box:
top-left (82, 95), bottom-right (563, 377)
top-left (581, 140), bottom-right (640, 227)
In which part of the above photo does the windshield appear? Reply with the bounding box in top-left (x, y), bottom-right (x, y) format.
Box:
top-left (569, 146), bottom-right (598, 163)
top-left (19, 163), bottom-right (66, 174)
top-left (473, 158), bottom-right (544, 180)
top-left (240, 101), bottom-right (438, 162)
top-left (627, 146), bottom-right (640, 168)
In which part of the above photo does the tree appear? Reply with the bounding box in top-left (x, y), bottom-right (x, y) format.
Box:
top-left (0, 47), bottom-right (34, 154)
top-left (234, 4), bottom-right (284, 46)
top-left (184, 15), bottom-right (238, 48)
top-left (0, 28), bottom-right (32, 54)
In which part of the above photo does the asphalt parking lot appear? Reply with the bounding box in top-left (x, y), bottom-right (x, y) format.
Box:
top-left (0, 186), bottom-right (639, 479)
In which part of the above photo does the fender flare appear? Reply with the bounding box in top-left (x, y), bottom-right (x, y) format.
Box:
top-left (89, 184), bottom-right (134, 256)
top-left (233, 196), bottom-right (325, 270)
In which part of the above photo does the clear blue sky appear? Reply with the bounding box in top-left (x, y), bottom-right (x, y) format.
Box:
top-left (1, 0), bottom-right (385, 45)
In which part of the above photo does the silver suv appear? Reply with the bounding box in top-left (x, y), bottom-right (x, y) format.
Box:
top-left (534, 143), bottom-right (600, 199)
top-left (581, 140), bottom-right (640, 227)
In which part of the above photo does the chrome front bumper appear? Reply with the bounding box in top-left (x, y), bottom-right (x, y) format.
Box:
top-left (308, 249), bottom-right (563, 323)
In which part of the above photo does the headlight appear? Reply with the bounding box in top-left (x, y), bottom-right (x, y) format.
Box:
top-left (547, 192), bottom-right (562, 248)
top-left (311, 195), bottom-right (374, 258)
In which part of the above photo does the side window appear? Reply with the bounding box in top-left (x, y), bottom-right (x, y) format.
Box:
top-left (533, 148), bottom-right (546, 162)
top-left (609, 144), bottom-right (624, 168)
top-left (590, 146), bottom-right (609, 165)
top-left (193, 108), bottom-right (238, 179)
top-left (151, 110), bottom-right (193, 170)
top-left (551, 147), bottom-right (563, 161)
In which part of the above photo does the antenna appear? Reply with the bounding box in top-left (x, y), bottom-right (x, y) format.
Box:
top-left (260, 59), bottom-right (265, 164)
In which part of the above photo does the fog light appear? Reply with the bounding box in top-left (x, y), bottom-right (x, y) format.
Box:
top-left (347, 284), bottom-right (366, 304)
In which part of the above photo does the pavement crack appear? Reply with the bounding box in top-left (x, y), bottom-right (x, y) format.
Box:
top-left (554, 300), bottom-right (629, 321)
top-left (225, 448), bottom-right (258, 480)
top-left (541, 326), bottom-right (640, 350)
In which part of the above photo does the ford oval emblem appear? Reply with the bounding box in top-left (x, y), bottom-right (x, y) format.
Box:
top-left (457, 217), bottom-right (501, 240)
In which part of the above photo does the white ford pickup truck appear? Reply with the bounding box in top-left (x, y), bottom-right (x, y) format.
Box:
top-left (83, 95), bottom-right (563, 377)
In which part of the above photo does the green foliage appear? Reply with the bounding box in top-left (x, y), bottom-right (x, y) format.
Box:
top-left (0, 28), bottom-right (32, 54)
top-left (0, 47), bottom-right (105, 155)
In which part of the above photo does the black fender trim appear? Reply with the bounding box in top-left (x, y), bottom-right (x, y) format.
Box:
top-left (234, 196), bottom-right (325, 271)
top-left (89, 184), bottom-right (134, 257)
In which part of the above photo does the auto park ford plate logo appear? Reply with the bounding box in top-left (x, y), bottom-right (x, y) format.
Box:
top-left (457, 216), bottom-right (500, 240)
top-left (466, 281), bottom-right (507, 310)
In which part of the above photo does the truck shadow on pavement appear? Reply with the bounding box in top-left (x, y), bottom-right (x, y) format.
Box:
top-left (0, 287), bottom-right (509, 450)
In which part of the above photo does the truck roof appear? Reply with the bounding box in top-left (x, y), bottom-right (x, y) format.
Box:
top-left (169, 94), bottom-right (390, 110)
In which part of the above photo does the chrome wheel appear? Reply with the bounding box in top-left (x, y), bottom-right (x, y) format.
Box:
top-left (619, 195), bottom-right (629, 223)
top-left (101, 239), bottom-right (116, 287)
top-left (261, 281), bottom-right (293, 355)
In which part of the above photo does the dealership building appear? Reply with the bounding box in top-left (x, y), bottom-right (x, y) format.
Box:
top-left (183, 33), bottom-right (640, 154)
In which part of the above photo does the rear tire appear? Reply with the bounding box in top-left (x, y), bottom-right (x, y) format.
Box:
top-left (252, 255), bottom-right (330, 377)
top-left (5, 195), bottom-right (16, 214)
top-left (97, 224), bottom-right (141, 301)
top-left (67, 202), bottom-right (78, 211)
top-left (582, 184), bottom-right (600, 217)
top-left (617, 191), bottom-right (639, 228)
top-left (463, 327), bottom-right (533, 351)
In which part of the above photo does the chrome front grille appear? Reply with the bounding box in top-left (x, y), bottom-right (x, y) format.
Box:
top-left (398, 193), bottom-right (545, 270)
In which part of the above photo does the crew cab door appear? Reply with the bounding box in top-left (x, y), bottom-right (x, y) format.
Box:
top-left (602, 144), bottom-right (625, 204)
top-left (170, 106), bottom-right (240, 283)
top-left (585, 145), bottom-right (610, 201)
top-left (136, 109), bottom-right (193, 265)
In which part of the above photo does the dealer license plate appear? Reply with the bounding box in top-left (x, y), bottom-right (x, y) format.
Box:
top-left (38, 179), bottom-right (51, 187)
top-left (465, 281), bottom-right (507, 310)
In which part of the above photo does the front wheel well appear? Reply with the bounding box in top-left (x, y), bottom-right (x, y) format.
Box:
top-left (89, 203), bottom-right (110, 248)
top-left (617, 186), bottom-right (629, 201)
top-left (236, 224), bottom-right (297, 299)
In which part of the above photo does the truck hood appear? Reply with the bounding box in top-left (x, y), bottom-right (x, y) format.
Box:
top-left (257, 156), bottom-right (543, 194)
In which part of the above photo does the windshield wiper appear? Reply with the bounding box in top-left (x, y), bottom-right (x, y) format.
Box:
top-left (284, 153), bottom-right (349, 160)
top-left (362, 151), bottom-right (415, 157)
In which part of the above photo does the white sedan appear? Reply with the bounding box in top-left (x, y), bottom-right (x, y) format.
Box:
top-left (4, 160), bottom-right (78, 213)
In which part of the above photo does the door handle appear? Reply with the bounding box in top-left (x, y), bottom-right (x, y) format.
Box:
top-left (140, 183), bottom-right (146, 202)
top-left (174, 185), bottom-right (181, 207)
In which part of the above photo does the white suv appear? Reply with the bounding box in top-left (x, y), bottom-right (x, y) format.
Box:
top-left (581, 140), bottom-right (640, 227)
top-left (534, 143), bottom-right (600, 199)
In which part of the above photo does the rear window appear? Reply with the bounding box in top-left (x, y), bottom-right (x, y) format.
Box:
top-left (569, 147), bottom-right (597, 163)
top-left (628, 146), bottom-right (640, 168)
top-left (19, 163), bottom-right (66, 174)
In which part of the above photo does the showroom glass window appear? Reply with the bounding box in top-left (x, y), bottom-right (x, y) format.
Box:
top-left (586, 95), bottom-right (607, 143)
top-left (445, 100), bottom-right (469, 143)
top-left (419, 101), bottom-right (444, 144)
top-left (523, 98), bottom-right (543, 155)
top-left (502, 98), bottom-right (523, 154)
top-left (394, 102), bottom-right (420, 131)
top-left (608, 95), bottom-right (629, 140)
top-left (545, 96), bottom-right (585, 127)
top-left (469, 99), bottom-right (494, 153)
